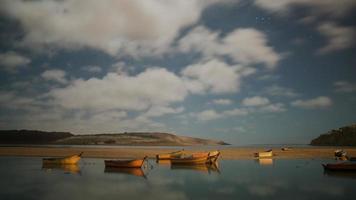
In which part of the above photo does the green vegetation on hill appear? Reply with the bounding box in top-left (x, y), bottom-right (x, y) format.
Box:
top-left (0, 130), bottom-right (228, 146)
top-left (310, 124), bottom-right (356, 146)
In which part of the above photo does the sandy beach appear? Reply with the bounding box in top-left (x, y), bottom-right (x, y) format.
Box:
top-left (1, 146), bottom-right (356, 159)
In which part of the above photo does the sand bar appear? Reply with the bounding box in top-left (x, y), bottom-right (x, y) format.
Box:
top-left (1, 146), bottom-right (356, 159)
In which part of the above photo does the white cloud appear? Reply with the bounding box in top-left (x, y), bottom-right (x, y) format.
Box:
top-left (0, 51), bottom-right (30, 72)
top-left (49, 68), bottom-right (188, 111)
top-left (179, 26), bottom-right (281, 69)
top-left (141, 106), bottom-right (184, 118)
top-left (242, 96), bottom-right (270, 107)
top-left (260, 103), bottom-right (286, 113)
top-left (254, 0), bottom-right (356, 17)
top-left (82, 65), bottom-right (102, 73)
top-left (264, 85), bottom-right (299, 97)
top-left (222, 108), bottom-right (249, 116)
top-left (317, 22), bottom-right (356, 54)
top-left (41, 69), bottom-right (67, 84)
top-left (211, 99), bottom-right (233, 105)
top-left (291, 96), bottom-right (332, 109)
top-left (182, 59), bottom-right (242, 94)
top-left (195, 109), bottom-right (222, 121)
top-left (334, 81), bottom-right (356, 93)
top-left (1, 0), bottom-right (218, 57)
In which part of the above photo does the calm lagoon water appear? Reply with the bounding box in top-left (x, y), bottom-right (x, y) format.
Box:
top-left (0, 157), bottom-right (355, 200)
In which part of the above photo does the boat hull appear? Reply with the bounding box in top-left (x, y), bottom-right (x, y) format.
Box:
top-left (156, 150), bottom-right (184, 160)
top-left (323, 163), bottom-right (356, 171)
top-left (254, 151), bottom-right (273, 158)
top-left (42, 153), bottom-right (82, 165)
top-left (171, 156), bottom-right (208, 165)
top-left (105, 157), bottom-right (146, 168)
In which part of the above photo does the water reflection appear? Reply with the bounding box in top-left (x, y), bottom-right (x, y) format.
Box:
top-left (324, 170), bottom-right (356, 180)
top-left (1, 157), bottom-right (356, 200)
top-left (104, 167), bottom-right (147, 179)
top-left (170, 163), bottom-right (220, 174)
top-left (256, 158), bottom-right (274, 166)
top-left (42, 163), bottom-right (80, 174)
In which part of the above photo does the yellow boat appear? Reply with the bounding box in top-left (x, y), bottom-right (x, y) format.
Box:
top-left (170, 155), bottom-right (208, 165)
top-left (191, 150), bottom-right (220, 164)
top-left (43, 152), bottom-right (83, 165)
top-left (156, 149), bottom-right (184, 160)
top-left (254, 149), bottom-right (273, 158)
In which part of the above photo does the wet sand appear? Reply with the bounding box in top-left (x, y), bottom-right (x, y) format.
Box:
top-left (1, 146), bottom-right (356, 159)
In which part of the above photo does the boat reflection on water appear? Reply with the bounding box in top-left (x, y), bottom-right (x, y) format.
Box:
top-left (324, 170), bottom-right (356, 180)
top-left (42, 163), bottom-right (81, 174)
top-left (256, 158), bottom-right (274, 166)
top-left (170, 163), bottom-right (220, 174)
top-left (104, 167), bottom-right (147, 179)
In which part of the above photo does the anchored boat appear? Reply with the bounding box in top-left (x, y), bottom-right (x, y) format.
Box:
top-left (254, 149), bottom-right (273, 158)
top-left (104, 156), bottom-right (147, 168)
top-left (322, 162), bottom-right (356, 171)
top-left (156, 149), bottom-right (184, 160)
top-left (171, 151), bottom-right (220, 165)
top-left (42, 152), bottom-right (83, 165)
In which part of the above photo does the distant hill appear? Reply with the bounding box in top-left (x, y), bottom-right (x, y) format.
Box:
top-left (0, 130), bottom-right (228, 146)
top-left (310, 124), bottom-right (356, 146)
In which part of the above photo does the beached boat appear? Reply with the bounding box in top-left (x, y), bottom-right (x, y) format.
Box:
top-left (104, 156), bottom-right (147, 168)
top-left (322, 162), bottom-right (356, 171)
top-left (170, 155), bottom-right (209, 165)
top-left (171, 151), bottom-right (220, 165)
top-left (42, 152), bottom-right (83, 165)
top-left (254, 149), bottom-right (273, 158)
top-left (156, 149), bottom-right (184, 160)
top-left (281, 147), bottom-right (292, 151)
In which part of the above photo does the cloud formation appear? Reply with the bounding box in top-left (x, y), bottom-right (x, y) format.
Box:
top-left (41, 69), bottom-right (67, 84)
top-left (334, 81), bottom-right (356, 93)
top-left (254, 0), bottom-right (356, 17)
top-left (1, 0), bottom-right (217, 57)
top-left (291, 96), bottom-right (332, 109)
top-left (317, 22), bottom-right (356, 54)
top-left (0, 51), bottom-right (30, 72)
top-left (179, 26), bottom-right (281, 69)
top-left (242, 96), bottom-right (270, 107)
top-left (49, 68), bottom-right (188, 111)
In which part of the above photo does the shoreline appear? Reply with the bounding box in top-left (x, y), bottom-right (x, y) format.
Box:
top-left (1, 146), bottom-right (356, 160)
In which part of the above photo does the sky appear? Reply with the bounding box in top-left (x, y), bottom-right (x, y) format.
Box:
top-left (0, 0), bottom-right (355, 145)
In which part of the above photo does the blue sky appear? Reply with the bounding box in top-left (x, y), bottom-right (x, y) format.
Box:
top-left (0, 0), bottom-right (355, 145)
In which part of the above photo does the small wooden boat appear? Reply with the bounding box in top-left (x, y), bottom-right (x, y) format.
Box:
top-left (104, 156), bottom-right (147, 168)
top-left (42, 152), bottom-right (83, 165)
top-left (156, 149), bottom-right (184, 160)
top-left (281, 147), bottom-right (292, 151)
top-left (170, 155), bottom-right (208, 165)
top-left (322, 162), bottom-right (356, 171)
top-left (105, 167), bottom-right (147, 178)
top-left (254, 149), bottom-right (273, 158)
